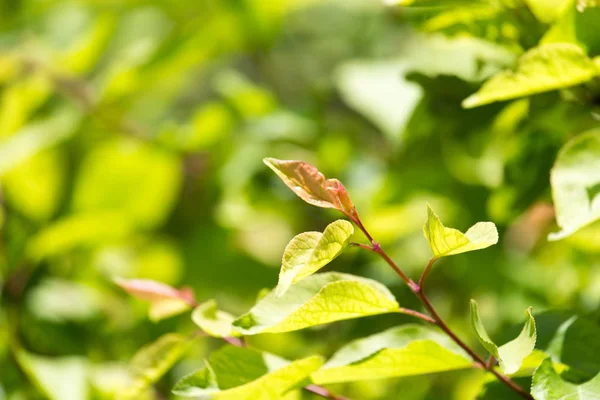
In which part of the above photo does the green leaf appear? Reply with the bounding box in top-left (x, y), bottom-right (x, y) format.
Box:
top-left (275, 219), bottom-right (354, 297)
top-left (172, 346), bottom-right (323, 399)
top-left (423, 204), bottom-right (498, 259)
top-left (548, 129), bottom-right (600, 240)
top-left (118, 333), bottom-right (190, 400)
top-left (525, 0), bottom-right (571, 23)
top-left (232, 272), bottom-right (400, 335)
top-left (462, 43), bottom-right (599, 108)
top-left (16, 351), bottom-right (89, 400)
top-left (531, 358), bottom-right (600, 400)
top-left (72, 138), bottom-right (182, 229)
top-left (192, 299), bottom-right (239, 338)
top-left (311, 324), bottom-right (472, 384)
top-left (470, 300), bottom-right (536, 374)
top-left (263, 158), bottom-right (356, 217)
top-left (116, 278), bottom-right (196, 322)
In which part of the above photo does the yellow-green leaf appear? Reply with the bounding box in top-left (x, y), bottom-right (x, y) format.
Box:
top-left (311, 324), bottom-right (472, 384)
top-left (463, 43), bottom-right (598, 108)
top-left (423, 204), bottom-right (498, 259)
top-left (118, 334), bottom-right (189, 400)
top-left (548, 129), bottom-right (600, 240)
top-left (172, 346), bottom-right (323, 399)
top-left (275, 219), bottom-right (354, 297)
top-left (531, 358), bottom-right (600, 400)
top-left (192, 299), bottom-right (239, 338)
top-left (470, 300), bottom-right (536, 375)
top-left (233, 272), bottom-right (399, 335)
top-left (263, 158), bottom-right (356, 217)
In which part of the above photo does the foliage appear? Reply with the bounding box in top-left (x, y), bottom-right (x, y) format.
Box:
top-left (1, 0), bottom-right (600, 399)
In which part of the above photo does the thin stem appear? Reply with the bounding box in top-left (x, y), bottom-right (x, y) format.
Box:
top-left (351, 216), bottom-right (533, 400)
top-left (305, 384), bottom-right (350, 400)
top-left (487, 355), bottom-right (496, 369)
top-left (397, 308), bottom-right (437, 324)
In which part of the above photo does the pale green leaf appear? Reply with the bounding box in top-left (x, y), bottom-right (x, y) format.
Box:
top-left (173, 346), bottom-right (323, 399)
top-left (118, 334), bottom-right (189, 400)
top-left (232, 272), bottom-right (399, 335)
top-left (423, 204), bottom-right (498, 258)
top-left (275, 219), bottom-right (354, 297)
top-left (263, 158), bottom-right (355, 216)
top-left (72, 138), bottom-right (182, 229)
top-left (525, 0), bottom-right (571, 23)
top-left (548, 129), bottom-right (600, 240)
top-left (311, 324), bottom-right (472, 384)
top-left (192, 300), bottom-right (239, 338)
top-left (470, 300), bottom-right (536, 375)
top-left (16, 351), bottom-right (88, 400)
top-left (531, 358), bottom-right (600, 400)
top-left (463, 43), bottom-right (598, 108)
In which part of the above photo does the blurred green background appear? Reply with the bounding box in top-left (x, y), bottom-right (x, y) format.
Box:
top-left (1, 0), bottom-right (599, 399)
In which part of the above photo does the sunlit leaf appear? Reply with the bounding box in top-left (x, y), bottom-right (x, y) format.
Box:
top-left (192, 299), bottom-right (239, 338)
top-left (263, 158), bottom-right (356, 217)
top-left (119, 334), bottom-right (190, 400)
top-left (548, 129), bottom-right (600, 240)
top-left (531, 358), bottom-right (600, 400)
top-left (525, 0), bottom-right (571, 23)
top-left (463, 43), bottom-right (598, 108)
top-left (16, 351), bottom-right (88, 400)
top-left (233, 272), bottom-right (400, 335)
top-left (116, 278), bottom-right (196, 322)
top-left (470, 300), bottom-right (536, 374)
top-left (72, 138), bottom-right (182, 229)
top-left (423, 204), bottom-right (498, 259)
top-left (311, 324), bottom-right (472, 384)
top-left (173, 346), bottom-right (323, 399)
top-left (275, 219), bottom-right (354, 297)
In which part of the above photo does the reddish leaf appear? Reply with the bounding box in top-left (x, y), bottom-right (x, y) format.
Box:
top-left (263, 158), bottom-right (356, 217)
top-left (115, 278), bottom-right (196, 306)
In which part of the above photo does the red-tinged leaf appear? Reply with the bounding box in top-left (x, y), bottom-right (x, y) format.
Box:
top-left (115, 278), bottom-right (196, 306)
top-left (263, 158), bottom-right (356, 217)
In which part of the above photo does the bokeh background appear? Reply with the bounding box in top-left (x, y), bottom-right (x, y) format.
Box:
top-left (1, 0), bottom-right (599, 399)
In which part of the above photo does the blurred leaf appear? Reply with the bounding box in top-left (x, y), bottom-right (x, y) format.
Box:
top-left (72, 138), bottom-right (182, 229)
top-left (232, 272), bottom-right (400, 334)
top-left (275, 219), bottom-right (354, 297)
top-left (2, 148), bottom-right (64, 221)
top-left (172, 346), bottom-right (323, 399)
top-left (115, 278), bottom-right (195, 321)
top-left (525, 0), bottom-right (571, 23)
top-left (549, 129), bottom-right (600, 240)
top-left (16, 351), bottom-right (88, 400)
top-left (470, 300), bottom-right (536, 374)
top-left (531, 358), bottom-right (600, 400)
top-left (0, 107), bottom-right (80, 175)
top-left (214, 70), bottom-right (277, 119)
top-left (27, 212), bottom-right (135, 260)
top-left (263, 158), bottom-right (356, 217)
top-left (119, 334), bottom-right (189, 400)
top-left (463, 43), bottom-right (598, 108)
top-left (192, 300), bottom-right (239, 338)
top-left (27, 278), bottom-right (103, 323)
top-left (424, 204), bottom-right (498, 259)
top-left (311, 324), bottom-right (472, 384)
top-left (542, 2), bottom-right (600, 56)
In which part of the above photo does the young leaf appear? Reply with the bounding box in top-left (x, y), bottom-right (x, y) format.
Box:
top-left (275, 219), bottom-right (354, 297)
top-left (311, 324), bottom-right (472, 384)
top-left (119, 334), bottom-right (190, 399)
top-left (423, 204), bottom-right (498, 259)
top-left (548, 129), bottom-right (600, 241)
top-left (192, 299), bottom-right (239, 338)
top-left (172, 346), bottom-right (323, 399)
top-left (470, 300), bottom-right (536, 374)
top-left (531, 358), bottom-right (600, 400)
top-left (232, 272), bottom-right (400, 335)
top-left (263, 158), bottom-right (356, 217)
top-left (115, 278), bottom-right (196, 321)
top-left (462, 43), bottom-right (598, 108)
